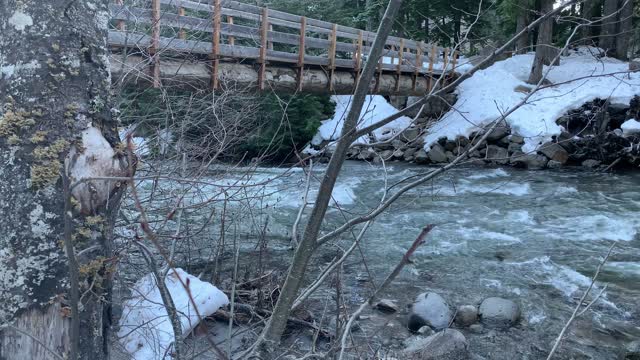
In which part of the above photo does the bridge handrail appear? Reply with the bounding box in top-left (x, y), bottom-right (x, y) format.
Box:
top-left (109, 0), bottom-right (457, 90)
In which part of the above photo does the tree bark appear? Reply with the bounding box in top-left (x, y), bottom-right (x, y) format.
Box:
top-left (515, 1), bottom-right (530, 54)
top-left (527, 0), bottom-right (554, 84)
top-left (0, 1), bottom-right (127, 359)
top-left (600, 0), bottom-right (618, 55)
top-left (581, 0), bottom-right (602, 45)
top-left (615, 0), bottom-right (633, 60)
top-left (255, 0), bottom-right (404, 353)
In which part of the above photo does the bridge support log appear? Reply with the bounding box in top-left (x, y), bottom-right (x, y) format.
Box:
top-left (110, 55), bottom-right (442, 96)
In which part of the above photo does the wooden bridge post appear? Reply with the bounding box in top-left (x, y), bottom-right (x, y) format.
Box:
top-left (296, 16), bottom-right (306, 92)
top-left (442, 47), bottom-right (450, 87)
top-left (115, 0), bottom-right (125, 31)
top-left (268, 24), bottom-right (274, 50)
top-left (178, 5), bottom-right (185, 39)
top-left (150, 0), bottom-right (161, 88)
top-left (228, 16), bottom-right (235, 46)
top-left (374, 44), bottom-right (384, 93)
top-left (427, 45), bottom-right (436, 92)
top-left (258, 7), bottom-right (269, 90)
top-left (412, 41), bottom-right (424, 92)
top-left (450, 50), bottom-right (458, 85)
top-left (353, 30), bottom-right (363, 88)
top-left (210, 0), bottom-right (221, 89)
top-left (328, 24), bottom-right (337, 92)
top-left (394, 39), bottom-right (404, 93)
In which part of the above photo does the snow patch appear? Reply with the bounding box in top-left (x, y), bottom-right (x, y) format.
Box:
top-left (9, 10), bottom-right (33, 31)
top-left (621, 119), bottom-right (640, 135)
top-left (314, 95), bottom-right (412, 145)
top-left (423, 47), bottom-right (640, 153)
top-left (118, 268), bottom-right (229, 360)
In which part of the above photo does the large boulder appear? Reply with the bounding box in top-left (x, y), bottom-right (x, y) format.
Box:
top-left (403, 329), bottom-right (469, 360)
top-left (507, 142), bottom-right (523, 154)
top-left (454, 305), bottom-right (479, 327)
top-left (401, 127), bottom-right (421, 142)
top-left (478, 297), bottom-right (520, 327)
top-left (414, 149), bottom-right (429, 164)
top-left (485, 145), bottom-right (509, 164)
top-left (510, 135), bottom-right (525, 144)
top-left (408, 292), bottom-right (453, 331)
top-left (485, 121), bottom-right (511, 141)
top-left (539, 142), bottom-right (569, 164)
top-left (403, 147), bottom-right (417, 161)
top-left (582, 159), bottom-right (601, 168)
top-left (428, 144), bottom-right (448, 163)
top-left (511, 153), bottom-right (548, 170)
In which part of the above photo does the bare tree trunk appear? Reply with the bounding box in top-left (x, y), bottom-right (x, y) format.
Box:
top-left (615, 0), bottom-right (633, 60)
top-left (528, 0), bottom-right (554, 84)
top-left (581, 0), bottom-right (601, 45)
top-left (0, 1), bottom-right (127, 359)
top-left (515, 0), bottom-right (530, 54)
top-left (255, 0), bottom-right (404, 353)
top-left (600, 0), bottom-right (618, 55)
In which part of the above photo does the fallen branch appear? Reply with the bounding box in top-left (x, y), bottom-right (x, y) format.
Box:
top-left (337, 225), bottom-right (435, 360)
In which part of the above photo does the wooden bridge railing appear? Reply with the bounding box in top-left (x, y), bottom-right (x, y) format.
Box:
top-left (109, 0), bottom-right (458, 92)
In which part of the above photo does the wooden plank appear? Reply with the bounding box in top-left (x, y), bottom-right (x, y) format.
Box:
top-left (156, 0), bottom-right (434, 52)
top-left (258, 7), bottom-right (268, 90)
top-left (427, 45), bottom-right (436, 91)
top-left (150, 0), bottom-right (161, 88)
top-left (297, 16), bottom-right (306, 92)
top-left (328, 23), bottom-right (337, 91)
top-left (107, 31), bottom-right (448, 75)
top-left (211, 0), bottom-right (221, 89)
top-left (110, 4), bottom-right (420, 55)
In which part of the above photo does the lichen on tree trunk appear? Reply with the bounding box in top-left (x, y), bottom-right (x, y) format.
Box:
top-left (0, 1), bottom-right (127, 359)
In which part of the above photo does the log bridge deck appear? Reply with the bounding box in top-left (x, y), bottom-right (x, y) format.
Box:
top-left (109, 0), bottom-right (459, 95)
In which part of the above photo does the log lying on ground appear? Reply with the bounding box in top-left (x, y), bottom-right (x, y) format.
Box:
top-left (109, 54), bottom-right (447, 95)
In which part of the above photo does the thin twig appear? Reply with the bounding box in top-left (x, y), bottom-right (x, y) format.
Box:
top-left (546, 241), bottom-right (616, 360)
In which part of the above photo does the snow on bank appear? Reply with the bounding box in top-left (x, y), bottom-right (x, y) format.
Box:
top-left (621, 119), bottom-right (640, 135)
top-left (118, 268), bottom-right (229, 360)
top-left (424, 47), bottom-right (640, 153)
top-left (312, 95), bottom-right (412, 145)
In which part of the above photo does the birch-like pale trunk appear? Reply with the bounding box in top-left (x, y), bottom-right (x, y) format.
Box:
top-left (0, 1), bottom-right (127, 359)
top-left (255, 0), bottom-right (405, 352)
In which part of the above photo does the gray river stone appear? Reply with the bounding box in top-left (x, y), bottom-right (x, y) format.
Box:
top-left (408, 292), bottom-right (452, 331)
top-left (403, 329), bottom-right (470, 360)
top-left (479, 297), bottom-right (520, 327)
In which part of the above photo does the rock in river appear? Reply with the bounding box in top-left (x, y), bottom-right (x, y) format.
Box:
top-left (454, 305), bottom-right (479, 327)
top-left (408, 292), bottom-right (452, 331)
top-left (403, 329), bottom-right (470, 360)
top-left (479, 297), bottom-right (520, 327)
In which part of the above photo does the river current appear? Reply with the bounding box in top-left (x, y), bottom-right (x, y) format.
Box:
top-left (127, 160), bottom-right (640, 358)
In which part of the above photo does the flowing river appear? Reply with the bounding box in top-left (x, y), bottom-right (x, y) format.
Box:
top-left (125, 161), bottom-right (640, 359)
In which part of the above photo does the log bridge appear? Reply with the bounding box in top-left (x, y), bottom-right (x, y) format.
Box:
top-left (109, 0), bottom-right (459, 96)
